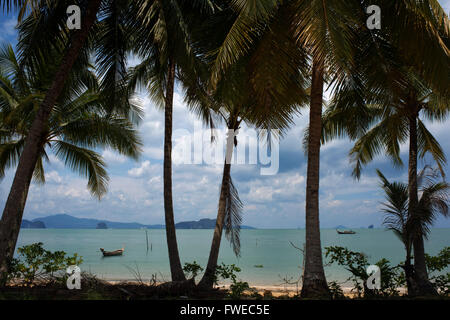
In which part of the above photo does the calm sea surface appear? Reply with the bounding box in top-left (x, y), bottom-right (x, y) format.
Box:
top-left (16, 228), bottom-right (450, 286)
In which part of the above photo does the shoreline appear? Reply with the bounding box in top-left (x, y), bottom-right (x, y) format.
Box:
top-left (103, 280), bottom-right (407, 297)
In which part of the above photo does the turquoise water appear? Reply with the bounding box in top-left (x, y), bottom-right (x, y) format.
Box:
top-left (16, 228), bottom-right (449, 286)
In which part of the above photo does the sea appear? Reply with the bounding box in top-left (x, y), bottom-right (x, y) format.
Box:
top-left (16, 228), bottom-right (450, 286)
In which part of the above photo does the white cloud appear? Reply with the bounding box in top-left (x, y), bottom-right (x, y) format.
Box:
top-left (102, 149), bottom-right (127, 164)
top-left (128, 160), bottom-right (151, 177)
top-left (45, 171), bottom-right (62, 183)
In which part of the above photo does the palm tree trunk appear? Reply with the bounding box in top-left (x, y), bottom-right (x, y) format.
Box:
top-left (198, 132), bottom-right (234, 290)
top-left (408, 115), bottom-right (437, 296)
top-left (0, 0), bottom-right (102, 285)
top-left (301, 55), bottom-right (329, 299)
top-left (404, 242), bottom-right (417, 295)
top-left (163, 58), bottom-right (186, 282)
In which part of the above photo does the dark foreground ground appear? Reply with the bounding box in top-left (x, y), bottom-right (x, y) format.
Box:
top-left (1, 281), bottom-right (449, 300)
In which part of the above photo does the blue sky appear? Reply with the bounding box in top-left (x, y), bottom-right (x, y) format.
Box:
top-left (0, 2), bottom-right (450, 228)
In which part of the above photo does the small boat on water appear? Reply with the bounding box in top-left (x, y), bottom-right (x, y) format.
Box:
top-left (336, 229), bottom-right (356, 235)
top-left (100, 248), bottom-right (124, 257)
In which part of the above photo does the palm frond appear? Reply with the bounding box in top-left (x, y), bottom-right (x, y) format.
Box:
top-left (209, 0), bottom-right (280, 87)
top-left (350, 115), bottom-right (407, 179)
top-left (32, 154), bottom-right (45, 184)
top-left (377, 169), bottom-right (410, 248)
top-left (224, 174), bottom-right (243, 257)
top-left (0, 138), bottom-right (25, 178)
top-left (53, 140), bottom-right (109, 199)
top-left (417, 119), bottom-right (446, 177)
top-left (59, 115), bottom-right (142, 160)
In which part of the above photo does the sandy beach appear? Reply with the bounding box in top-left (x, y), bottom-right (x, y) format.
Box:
top-left (104, 280), bottom-right (407, 298)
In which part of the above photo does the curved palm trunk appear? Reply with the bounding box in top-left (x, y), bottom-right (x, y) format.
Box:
top-left (301, 56), bottom-right (329, 298)
top-left (163, 58), bottom-right (186, 282)
top-left (408, 115), bottom-right (437, 296)
top-left (198, 131), bottom-right (234, 290)
top-left (0, 0), bottom-right (102, 285)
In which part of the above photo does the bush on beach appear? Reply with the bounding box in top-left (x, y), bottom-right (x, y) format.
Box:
top-left (7, 242), bottom-right (83, 286)
top-left (325, 246), bottom-right (450, 298)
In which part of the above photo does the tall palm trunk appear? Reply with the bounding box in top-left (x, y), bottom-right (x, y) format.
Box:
top-left (0, 0), bottom-right (102, 285)
top-left (408, 114), bottom-right (437, 296)
top-left (163, 58), bottom-right (186, 282)
top-left (301, 56), bottom-right (329, 298)
top-left (198, 130), bottom-right (234, 290)
top-left (403, 240), bottom-right (417, 295)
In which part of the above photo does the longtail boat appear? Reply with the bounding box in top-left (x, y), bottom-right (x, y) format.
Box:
top-left (100, 248), bottom-right (124, 256)
top-left (336, 229), bottom-right (356, 235)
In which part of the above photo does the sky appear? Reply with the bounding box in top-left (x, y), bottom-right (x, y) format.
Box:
top-left (0, 2), bottom-right (450, 229)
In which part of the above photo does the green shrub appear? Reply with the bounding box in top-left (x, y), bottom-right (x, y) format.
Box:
top-left (229, 281), bottom-right (250, 299)
top-left (214, 263), bottom-right (249, 299)
top-left (183, 261), bottom-right (204, 280)
top-left (325, 246), bottom-right (403, 298)
top-left (8, 242), bottom-right (83, 286)
top-left (215, 263), bottom-right (241, 284)
top-left (425, 247), bottom-right (450, 295)
top-left (328, 281), bottom-right (345, 300)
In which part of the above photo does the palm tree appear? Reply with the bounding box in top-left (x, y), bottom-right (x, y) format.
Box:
top-left (127, 0), bottom-right (216, 282)
top-left (319, 0), bottom-right (449, 295)
top-left (0, 0), bottom-right (139, 280)
top-left (323, 60), bottom-right (449, 296)
top-left (0, 43), bottom-right (142, 276)
top-left (290, 0), bottom-right (365, 298)
top-left (377, 170), bottom-right (414, 292)
top-left (378, 167), bottom-right (449, 295)
top-left (194, 81), bottom-right (305, 289)
top-left (184, 5), bottom-right (309, 289)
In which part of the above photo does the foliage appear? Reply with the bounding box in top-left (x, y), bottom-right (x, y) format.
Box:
top-left (214, 263), bottom-right (241, 284)
top-left (183, 261), bottom-right (204, 280)
top-left (377, 167), bottom-right (449, 282)
top-left (229, 281), bottom-right (250, 299)
top-left (214, 263), bottom-right (249, 299)
top-left (375, 258), bottom-right (402, 296)
top-left (0, 44), bottom-right (142, 199)
top-left (425, 247), bottom-right (450, 295)
top-left (425, 247), bottom-right (450, 273)
top-left (325, 246), bottom-right (403, 298)
top-left (184, 261), bottom-right (250, 297)
top-left (328, 281), bottom-right (345, 300)
top-left (430, 274), bottom-right (450, 296)
top-left (8, 242), bottom-right (83, 286)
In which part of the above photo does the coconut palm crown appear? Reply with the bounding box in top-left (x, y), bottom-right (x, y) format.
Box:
top-left (0, 44), bottom-right (142, 198)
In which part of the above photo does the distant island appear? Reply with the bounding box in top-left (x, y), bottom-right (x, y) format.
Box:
top-left (96, 222), bottom-right (108, 229)
top-left (21, 220), bottom-right (46, 229)
top-left (175, 218), bottom-right (255, 229)
top-left (22, 214), bottom-right (255, 230)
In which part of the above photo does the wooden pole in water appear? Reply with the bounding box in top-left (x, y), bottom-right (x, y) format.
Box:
top-left (145, 229), bottom-right (149, 252)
